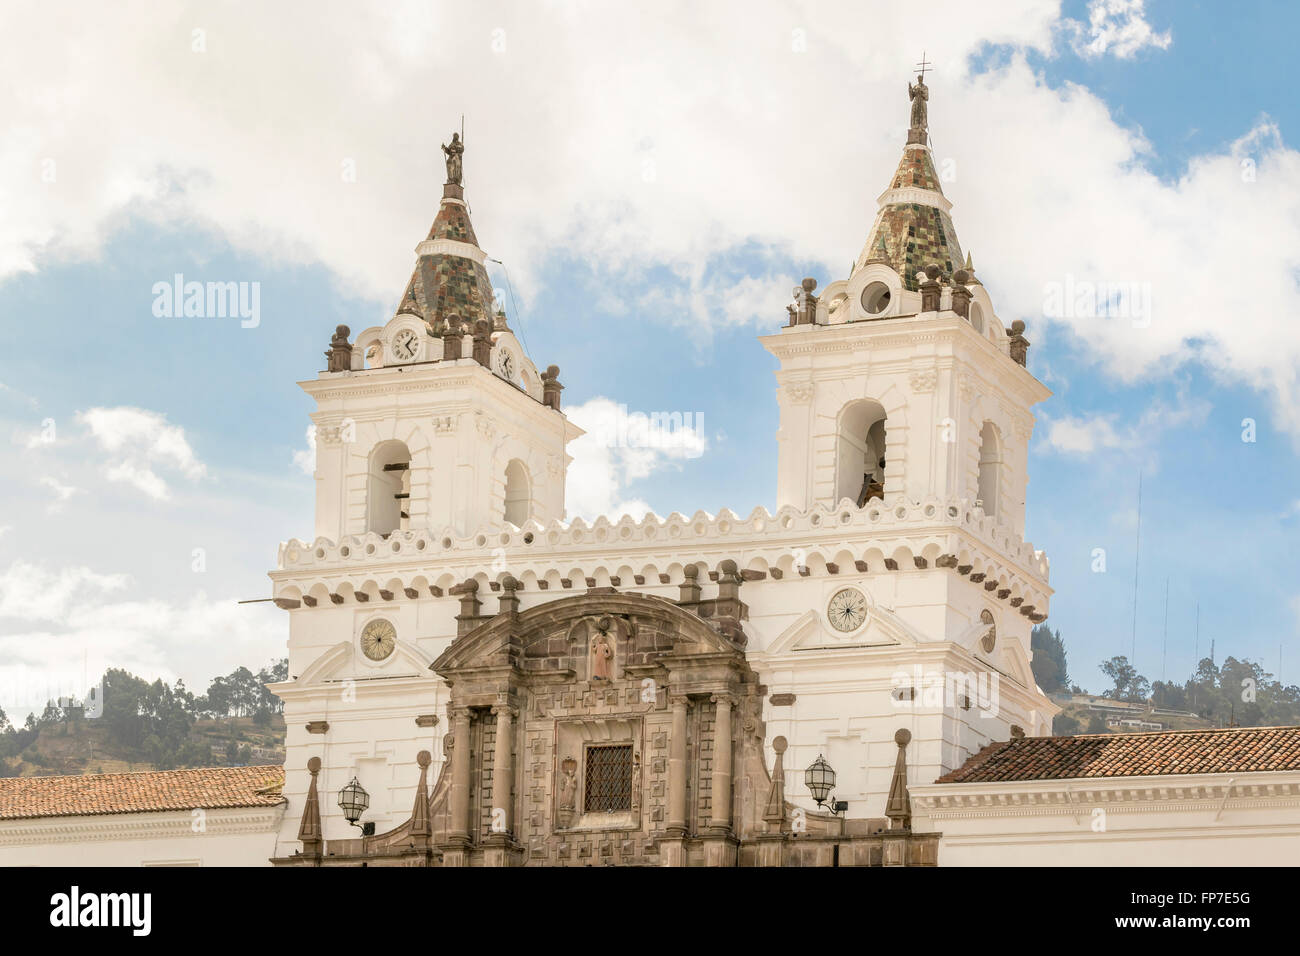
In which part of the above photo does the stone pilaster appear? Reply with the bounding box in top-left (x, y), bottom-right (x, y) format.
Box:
top-left (446, 707), bottom-right (474, 849)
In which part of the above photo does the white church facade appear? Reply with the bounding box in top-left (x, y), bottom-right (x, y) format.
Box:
top-left (4, 80), bottom-right (1299, 868)
top-left (263, 79), bottom-right (1053, 866)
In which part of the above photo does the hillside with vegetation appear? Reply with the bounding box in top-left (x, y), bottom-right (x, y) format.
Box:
top-left (1031, 624), bottom-right (1300, 735)
top-left (0, 660), bottom-right (287, 777)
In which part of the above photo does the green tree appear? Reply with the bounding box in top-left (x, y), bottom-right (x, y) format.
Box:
top-left (1052, 712), bottom-right (1080, 736)
top-left (1099, 656), bottom-right (1150, 703)
top-left (1030, 625), bottom-right (1070, 693)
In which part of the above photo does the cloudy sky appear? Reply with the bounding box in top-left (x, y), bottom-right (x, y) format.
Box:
top-left (1, 0), bottom-right (1297, 716)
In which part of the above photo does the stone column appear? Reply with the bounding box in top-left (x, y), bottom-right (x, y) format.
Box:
top-left (667, 695), bottom-right (690, 835)
top-left (709, 694), bottom-right (733, 831)
top-left (490, 702), bottom-right (515, 838)
top-left (448, 706), bottom-right (473, 844)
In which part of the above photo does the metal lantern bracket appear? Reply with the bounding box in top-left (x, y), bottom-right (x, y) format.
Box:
top-left (804, 753), bottom-right (848, 816)
top-left (338, 775), bottom-right (375, 836)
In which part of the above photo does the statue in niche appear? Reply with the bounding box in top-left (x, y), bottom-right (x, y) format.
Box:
top-left (325, 324), bottom-right (352, 372)
top-left (441, 132), bottom-right (464, 185)
top-left (630, 752), bottom-right (642, 811)
top-left (590, 619), bottom-right (614, 681)
top-left (557, 756), bottom-right (578, 827)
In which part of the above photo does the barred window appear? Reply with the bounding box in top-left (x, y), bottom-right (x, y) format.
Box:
top-left (584, 744), bottom-right (633, 813)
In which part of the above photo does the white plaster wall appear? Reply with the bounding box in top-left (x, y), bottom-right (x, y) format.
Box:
top-left (911, 772), bottom-right (1300, 866)
top-left (0, 807), bottom-right (284, 866)
top-left (306, 356), bottom-right (576, 541)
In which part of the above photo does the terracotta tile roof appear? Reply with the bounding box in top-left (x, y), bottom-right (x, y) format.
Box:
top-left (0, 766), bottom-right (285, 821)
top-left (936, 727), bottom-right (1300, 784)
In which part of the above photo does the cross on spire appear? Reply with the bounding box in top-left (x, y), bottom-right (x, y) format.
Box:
top-left (915, 52), bottom-right (931, 81)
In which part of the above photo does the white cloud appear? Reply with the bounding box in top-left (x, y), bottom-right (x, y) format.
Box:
top-left (293, 425), bottom-right (317, 475)
top-left (38, 475), bottom-right (80, 513)
top-left (0, 382), bottom-right (39, 410)
top-left (77, 406), bottom-right (206, 499)
top-left (2, 2), bottom-right (1299, 441)
top-left (1043, 414), bottom-right (1128, 455)
top-left (1041, 395), bottom-right (1211, 456)
top-left (564, 397), bottom-right (708, 521)
top-left (0, 585), bottom-right (284, 719)
top-left (1067, 0), bottom-right (1172, 60)
top-left (0, 560), bottom-right (129, 622)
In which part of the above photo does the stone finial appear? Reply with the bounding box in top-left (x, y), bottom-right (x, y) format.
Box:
top-left (442, 313), bottom-right (464, 361)
top-left (410, 750), bottom-right (432, 845)
top-left (920, 264), bottom-right (942, 312)
top-left (678, 564), bottom-right (702, 605)
top-left (325, 325), bottom-right (352, 373)
top-left (1006, 320), bottom-right (1030, 367)
top-left (950, 269), bottom-right (973, 320)
top-left (450, 579), bottom-right (482, 637)
top-left (799, 277), bottom-right (819, 324)
top-left (763, 736), bottom-right (789, 831)
top-left (498, 575), bottom-right (520, 616)
top-left (714, 558), bottom-right (745, 618)
top-left (298, 756), bottom-right (324, 856)
top-left (541, 364), bottom-right (564, 410)
top-left (885, 728), bottom-right (913, 831)
top-left (471, 318), bottom-right (492, 367)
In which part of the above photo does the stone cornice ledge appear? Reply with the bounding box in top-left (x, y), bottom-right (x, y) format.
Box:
top-left (0, 804), bottom-right (286, 847)
top-left (910, 770), bottom-right (1300, 819)
top-left (273, 497), bottom-right (1052, 591)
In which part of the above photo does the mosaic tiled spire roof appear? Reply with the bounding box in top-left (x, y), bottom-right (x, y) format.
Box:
top-left (855, 77), bottom-right (964, 292)
top-left (395, 155), bottom-right (500, 333)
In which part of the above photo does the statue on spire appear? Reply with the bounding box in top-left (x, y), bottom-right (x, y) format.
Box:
top-left (441, 132), bottom-right (464, 185)
top-left (908, 74), bottom-right (929, 131)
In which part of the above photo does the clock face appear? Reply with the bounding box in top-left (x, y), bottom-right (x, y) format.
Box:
top-left (496, 350), bottom-right (515, 381)
top-left (827, 588), bottom-right (868, 633)
top-left (392, 329), bottom-right (419, 362)
top-left (360, 618), bottom-right (397, 661)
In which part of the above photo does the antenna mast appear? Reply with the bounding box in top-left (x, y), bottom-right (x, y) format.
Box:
top-left (1129, 471), bottom-right (1142, 665)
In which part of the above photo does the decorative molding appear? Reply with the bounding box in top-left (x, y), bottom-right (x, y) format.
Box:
top-left (0, 805), bottom-right (286, 848)
top-left (785, 382), bottom-right (815, 404)
top-left (908, 369), bottom-right (937, 393)
top-left (273, 497), bottom-right (1053, 610)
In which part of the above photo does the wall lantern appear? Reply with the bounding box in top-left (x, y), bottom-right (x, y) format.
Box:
top-left (338, 776), bottom-right (375, 836)
top-left (804, 754), bottom-right (848, 815)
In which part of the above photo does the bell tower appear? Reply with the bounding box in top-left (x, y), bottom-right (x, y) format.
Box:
top-left (306, 133), bottom-right (582, 542)
top-left (764, 77), bottom-right (1047, 541)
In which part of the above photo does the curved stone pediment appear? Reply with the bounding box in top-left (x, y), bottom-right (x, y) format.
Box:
top-left (432, 590), bottom-right (746, 681)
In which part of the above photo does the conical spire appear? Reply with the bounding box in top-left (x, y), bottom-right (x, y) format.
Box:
top-left (885, 728), bottom-right (913, 830)
top-left (297, 756), bottom-right (323, 856)
top-left (395, 131), bottom-right (500, 333)
top-left (855, 76), bottom-right (964, 292)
